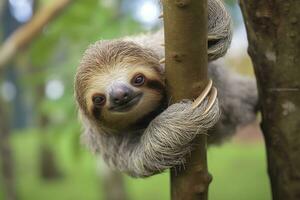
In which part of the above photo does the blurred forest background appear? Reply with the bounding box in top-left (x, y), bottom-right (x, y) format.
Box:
top-left (0, 0), bottom-right (271, 200)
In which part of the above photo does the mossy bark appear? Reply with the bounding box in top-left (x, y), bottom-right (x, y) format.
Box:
top-left (162, 0), bottom-right (211, 199)
top-left (239, 1), bottom-right (300, 199)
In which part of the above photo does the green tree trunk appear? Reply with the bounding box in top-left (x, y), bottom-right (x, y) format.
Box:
top-left (162, 0), bottom-right (210, 199)
top-left (239, 1), bottom-right (300, 199)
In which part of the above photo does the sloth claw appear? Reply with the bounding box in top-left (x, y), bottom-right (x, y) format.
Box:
top-left (203, 87), bottom-right (217, 115)
top-left (192, 79), bottom-right (213, 109)
top-left (192, 79), bottom-right (218, 114)
top-left (159, 58), bottom-right (165, 64)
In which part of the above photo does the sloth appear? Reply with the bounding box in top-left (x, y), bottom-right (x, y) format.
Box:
top-left (74, 0), bottom-right (258, 178)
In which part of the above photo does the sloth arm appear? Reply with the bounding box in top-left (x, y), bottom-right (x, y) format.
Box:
top-left (90, 98), bottom-right (219, 178)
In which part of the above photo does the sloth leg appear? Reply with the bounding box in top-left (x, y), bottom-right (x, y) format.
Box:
top-left (208, 62), bottom-right (258, 144)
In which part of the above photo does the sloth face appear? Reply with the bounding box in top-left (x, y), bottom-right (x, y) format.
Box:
top-left (84, 63), bottom-right (166, 131)
top-left (75, 40), bottom-right (166, 132)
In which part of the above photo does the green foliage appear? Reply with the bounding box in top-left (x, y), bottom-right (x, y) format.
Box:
top-left (29, 0), bottom-right (142, 67)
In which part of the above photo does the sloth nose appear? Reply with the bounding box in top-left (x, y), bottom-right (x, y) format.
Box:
top-left (109, 84), bottom-right (134, 105)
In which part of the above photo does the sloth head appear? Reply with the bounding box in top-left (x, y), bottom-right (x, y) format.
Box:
top-left (75, 40), bottom-right (166, 132)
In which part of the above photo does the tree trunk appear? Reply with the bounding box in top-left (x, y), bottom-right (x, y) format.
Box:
top-left (100, 163), bottom-right (128, 200)
top-left (40, 144), bottom-right (61, 179)
top-left (162, 0), bottom-right (210, 200)
top-left (36, 85), bottom-right (61, 180)
top-left (239, 1), bottom-right (300, 199)
top-left (0, 100), bottom-right (18, 200)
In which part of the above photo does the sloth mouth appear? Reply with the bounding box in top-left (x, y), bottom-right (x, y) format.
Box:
top-left (109, 93), bottom-right (143, 112)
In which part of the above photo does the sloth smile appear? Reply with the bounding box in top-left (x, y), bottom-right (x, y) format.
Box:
top-left (109, 93), bottom-right (143, 112)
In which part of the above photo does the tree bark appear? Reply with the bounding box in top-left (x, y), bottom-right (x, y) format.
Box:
top-left (239, 1), bottom-right (300, 199)
top-left (162, 0), bottom-right (210, 200)
top-left (0, 100), bottom-right (18, 200)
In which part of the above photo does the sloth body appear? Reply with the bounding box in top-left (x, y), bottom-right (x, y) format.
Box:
top-left (75, 0), bottom-right (258, 178)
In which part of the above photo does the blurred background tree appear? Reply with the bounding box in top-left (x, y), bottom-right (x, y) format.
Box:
top-left (0, 0), bottom-right (271, 200)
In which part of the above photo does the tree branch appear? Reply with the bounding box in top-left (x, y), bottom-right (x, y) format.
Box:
top-left (0, 0), bottom-right (72, 69)
top-left (162, 0), bottom-right (211, 199)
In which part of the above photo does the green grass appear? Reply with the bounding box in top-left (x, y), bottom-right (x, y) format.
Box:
top-left (208, 144), bottom-right (271, 200)
top-left (0, 131), bottom-right (271, 200)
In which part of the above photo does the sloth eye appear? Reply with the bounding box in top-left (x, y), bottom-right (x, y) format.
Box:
top-left (132, 73), bottom-right (145, 86)
top-left (92, 94), bottom-right (106, 107)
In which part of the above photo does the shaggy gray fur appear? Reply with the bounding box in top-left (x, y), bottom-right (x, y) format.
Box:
top-left (82, 98), bottom-right (220, 177)
top-left (125, 0), bottom-right (232, 62)
top-left (207, 0), bottom-right (232, 60)
top-left (81, 62), bottom-right (258, 177)
top-left (78, 0), bottom-right (258, 178)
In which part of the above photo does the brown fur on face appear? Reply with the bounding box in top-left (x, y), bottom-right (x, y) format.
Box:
top-left (75, 40), bottom-right (166, 132)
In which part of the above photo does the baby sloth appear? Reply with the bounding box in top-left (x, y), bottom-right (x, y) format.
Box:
top-left (75, 0), bottom-right (258, 178)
